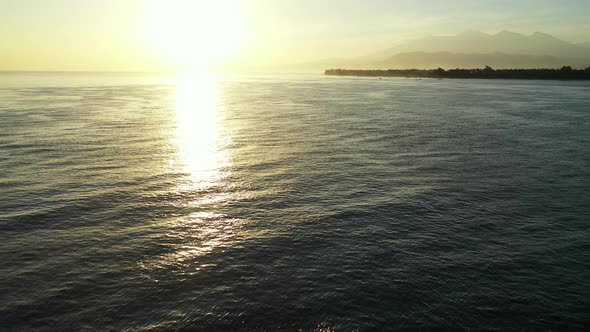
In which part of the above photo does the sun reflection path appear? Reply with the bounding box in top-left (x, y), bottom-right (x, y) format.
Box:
top-left (173, 73), bottom-right (231, 191)
top-left (138, 73), bottom-right (239, 274)
top-left (140, 75), bottom-right (274, 274)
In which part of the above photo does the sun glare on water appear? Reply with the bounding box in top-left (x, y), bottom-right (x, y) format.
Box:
top-left (144, 0), bottom-right (248, 70)
top-left (173, 73), bottom-right (230, 191)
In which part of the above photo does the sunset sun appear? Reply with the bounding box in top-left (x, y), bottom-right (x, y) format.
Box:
top-left (144, 0), bottom-right (247, 70)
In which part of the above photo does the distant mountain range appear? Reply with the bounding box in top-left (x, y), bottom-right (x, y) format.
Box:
top-left (293, 30), bottom-right (590, 71)
top-left (378, 30), bottom-right (590, 59)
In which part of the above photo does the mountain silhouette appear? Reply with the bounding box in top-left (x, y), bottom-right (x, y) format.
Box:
top-left (380, 30), bottom-right (590, 59)
top-left (285, 30), bottom-right (590, 71)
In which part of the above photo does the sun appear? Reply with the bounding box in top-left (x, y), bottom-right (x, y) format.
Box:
top-left (144, 0), bottom-right (248, 70)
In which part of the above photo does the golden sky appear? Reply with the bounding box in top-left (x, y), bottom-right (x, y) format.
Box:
top-left (1, 0), bottom-right (589, 72)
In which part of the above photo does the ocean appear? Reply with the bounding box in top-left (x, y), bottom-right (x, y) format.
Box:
top-left (1, 72), bottom-right (589, 331)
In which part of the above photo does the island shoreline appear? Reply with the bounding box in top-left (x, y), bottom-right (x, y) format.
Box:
top-left (325, 67), bottom-right (590, 80)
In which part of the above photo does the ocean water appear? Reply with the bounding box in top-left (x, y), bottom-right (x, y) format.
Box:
top-left (1, 72), bottom-right (589, 331)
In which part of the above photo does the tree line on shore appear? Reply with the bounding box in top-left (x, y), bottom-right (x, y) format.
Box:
top-left (325, 66), bottom-right (590, 80)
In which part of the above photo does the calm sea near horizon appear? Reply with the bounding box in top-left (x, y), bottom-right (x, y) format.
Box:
top-left (1, 72), bottom-right (589, 331)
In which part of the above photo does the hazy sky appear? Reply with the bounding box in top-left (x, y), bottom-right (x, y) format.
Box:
top-left (1, 0), bottom-right (589, 71)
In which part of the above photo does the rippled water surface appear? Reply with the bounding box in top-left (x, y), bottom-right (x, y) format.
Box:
top-left (1, 72), bottom-right (589, 331)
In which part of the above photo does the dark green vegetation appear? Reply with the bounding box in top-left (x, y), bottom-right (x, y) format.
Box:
top-left (325, 66), bottom-right (590, 80)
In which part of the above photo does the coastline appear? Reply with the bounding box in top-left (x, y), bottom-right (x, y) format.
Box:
top-left (325, 67), bottom-right (590, 80)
